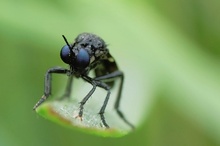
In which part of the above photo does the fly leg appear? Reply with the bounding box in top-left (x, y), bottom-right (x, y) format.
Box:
top-left (94, 71), bottom-right (135, 129)
top-left (75, 76), bottom-right (97, 121)
top-left (33, 67), bottom-right (69, 110)
top-left (75, 75), bottom-right (110, 128)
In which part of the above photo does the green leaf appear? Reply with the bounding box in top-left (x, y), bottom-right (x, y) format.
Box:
top-left (36, 100), bottom-right (131, 137)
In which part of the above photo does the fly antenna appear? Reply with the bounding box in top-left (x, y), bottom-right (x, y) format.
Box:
top-left (62, 35), bottom-right (71, 49)
top-left (62, 35), bottom-right (74, 56)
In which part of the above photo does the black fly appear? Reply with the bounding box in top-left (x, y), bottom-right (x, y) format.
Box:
top-left (33, 33), bottom-right (134, 129)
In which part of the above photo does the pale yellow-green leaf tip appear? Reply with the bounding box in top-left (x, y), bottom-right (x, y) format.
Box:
top-left (35, 100), bottom-right (133, 137)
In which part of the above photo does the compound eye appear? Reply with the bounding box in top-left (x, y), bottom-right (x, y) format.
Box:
top-left (76, 49), bottom-right (90, 68)
top-left (60, 45), bottom-right (72, 64)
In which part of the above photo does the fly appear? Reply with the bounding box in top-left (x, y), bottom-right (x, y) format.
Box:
top-left (33, 33), bottom-right (134, 129)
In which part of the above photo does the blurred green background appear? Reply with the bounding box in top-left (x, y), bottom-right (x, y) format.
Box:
top-left (1, 0), bottom-right (220, 146)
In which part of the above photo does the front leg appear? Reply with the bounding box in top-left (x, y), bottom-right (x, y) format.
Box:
top-left (75, 76), bottom-right (97, 120)
top-left (76, 75), bottom-right (111, 128)
top-left (33, 67), bottom-right (69, 110)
